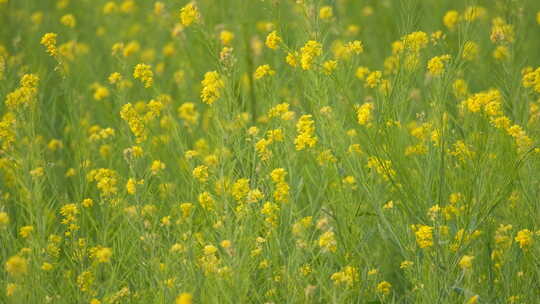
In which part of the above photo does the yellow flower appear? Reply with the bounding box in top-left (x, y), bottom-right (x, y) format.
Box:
top-left (493, 45), bottom-right (509, 61)
top-left (176, 293), bottom-right (193, 304)
top-left (192, 165), bottom-right (209, 182)
top-left (151, 160), bottom-right (166, 175)
top-left (319, 6), bottom-right (333, 20)
top-left (377, 281), bottom-right (392, 295)
top-left (265, 31), bottom-right (281, 49)
top-left (443, 10), bottom-right (459, 30)
top-left (5, 256), bottom-right (28, 276)
top-left (180, 3), bottom-right (199, 26)
top-left (515, 229), bottom-right (533, 249)
top-left (467, 295), bottom-right (479, 304)
top-left (401, 31), bottom-right (429, 52)
top-left (322, 60), bottom-right (338, 75)
top-left (6, 283), bottom-right (17, 297)
top-left (19, 225), bottom-right (34, 238)
top-left (219, 30), bottom-right (234, 46)
top-left (299, 40), bottom-right (322, 70)
top-left (133, 64), bottom-right (153, 88)
top-left (400, 260), bottom-right (414, 269)
top-left (41, 262), bottom-right (54, 271)
top-left (459, 255), bottom-right (474, 270)
top-left (254, 64), bottom-right (275, 80)
top-left (427, 54), bottom-right (451, 76)
top-left (330, 266), bottom-right (358, 286)
top-left (356, 102), bottom-right (374, 125)
top-left (294, 114), bottom-right (317, 150)
top-left (0, 212), bottom-right (9, 229)
top-left (413, 224), bottom-right (433, 248)
top-left (365, 70), bottom-right (382, 88)
top-left (60, 14), bottom-right (76, 28)
top-left (198, 191), bottom-right (215, 211)
top-left (201, 71), bottom-right (224, 105)
top-left (94, 247), bottom-right (112, 263)
top-left (40, 33), bottom-right (58, 56)
top-left (318, 231), bottom-right (337, 252)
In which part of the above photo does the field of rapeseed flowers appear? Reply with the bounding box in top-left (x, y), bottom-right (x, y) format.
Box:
top-left (2, 0), bottom-right (540, 303)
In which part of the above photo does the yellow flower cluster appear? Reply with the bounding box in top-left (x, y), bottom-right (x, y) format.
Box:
top-left (4, 74), bottom-right (39, 109)
top-left (331, 266), bottom-right (358, 287)
top-left (180, 3), bottom-right (200, 26)
top-left (294, 114), bottom-right (317, 150)
top-left (40, 33), bottom-right (58, 56)
top-left (299, 40), bottom-right (322, 70)
top-left (200, 71), bottom-right (224, 105)
top-left (87, 168), bottom-right (119, 196)
top-left (412, 224), bottom-right (434, 249)
top-left (133, 63), bottom-right (153, 88)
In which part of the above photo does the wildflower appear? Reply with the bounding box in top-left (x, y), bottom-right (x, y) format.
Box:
top-left (467, 295), bottom-right (479, 304)
top-left (427, 54), bottom-right (451, 76)
top-left (120, 103), bottom-right (147, 142)
top-left (400, 260), bottom-right (414, 269)
top-left (515, 229), bottom-right (533, 249)
top-left (5, 256), bottom-right (28, 276)
top-left (192, 165), bottom-right (209, 182)
top-left (453, 79), bottom-right (469, 99)
top-left (493, 45), bottom-right (509, 60)
top-left (294, 114), bottom-right (317, 150)
top-left (151, 160), bottom-right (165, 175)
top-left (19, 225), bottom-right (34, 238)
top-left (0, 212), bottom-right (9, 229)
top-left (178, 102), bottom-right (200, 126)
top-left (377, 281), bottom-right (392, 295)
top-left (198, 192), bottom-right (215, 211)
top-left (401, 31), bottom-right (429, 52)
top-left (219, 30), bottom-right (234, 46)
top-left (346, 40), bottom-right (364, 55)
top-left (261, 202), bottom-right (280, 226)
top-left (490, 18), bottom-right (515, 44)
top-left (413, 224), bottom-right (433, 248)
top-left (356, 102), bottom-right (374, 125)
top-left (322, 60), bottom-right (338, 75)
top-left (180, 3), bottom-right (199, 26)
top-left (365, 70), bottom-right (382, 88)
top-left (231, 178), bottom-right (250, 201)
top-left (265, 31), bottom-right (281, 49)
top-left (299, 40), bottom-right (322, 70)
top-left (443, 11), bottom-right (459, 30)
top-left (176, 293), bottom-right (193, 304)
top-left (330, 266), bottom-right (358, 286)
top-left (318, 231), bottom-right (337, 252)
top-left (459, 255), bottom-right (474, 270)
top-left (286, 51), bottom-right (299, 67)
top-left (77, 271), bottom-right (94, 292)
top-left (6, 283), bottom-right (17, 296)
top-left (319, 6), bottom-right (333, 20)
top-left (522, 67), bottom-right (540, 93)
top-left (87, 168), bottom-right (119, 196)
top-left (60, 14), bottom-right (76, 28)
top-left (41, 33), bottom-right (58, 56)
top-left (133, 64), bottom-right (153, 88)
top-left (201, 71), bottom-right (224, 105)
top-left (4, 74), bottom-right (40, 109)
top-left (254, 64), bottom-right (275, 80)
top-left (93, 247), bottom-right (112, 263)
top-left (366, 157), bottom-right (396, 181)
